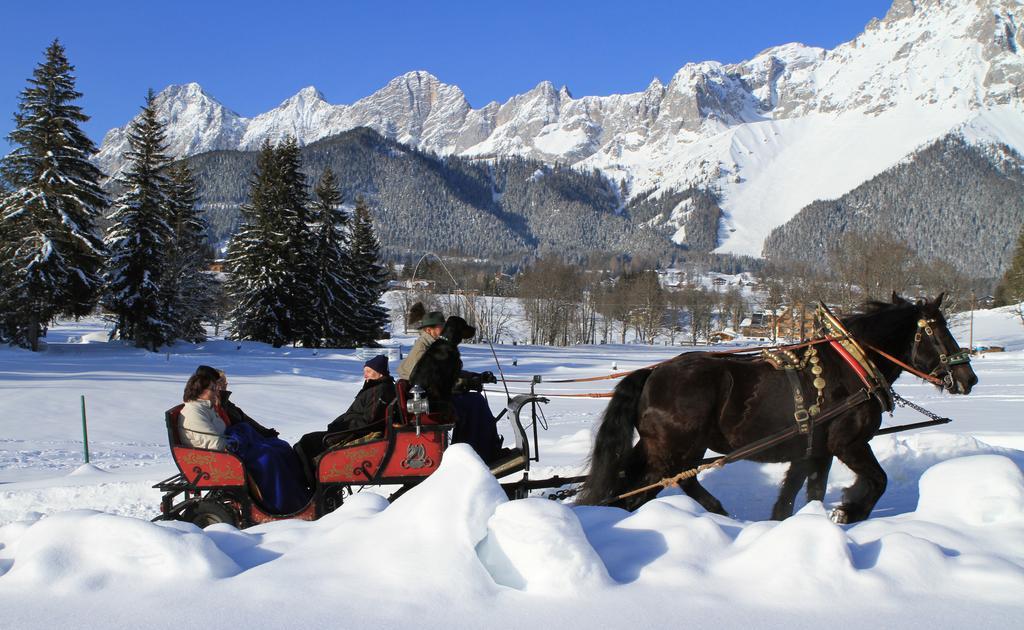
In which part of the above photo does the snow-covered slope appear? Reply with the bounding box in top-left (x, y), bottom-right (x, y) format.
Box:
top-left (95, 0), bottom-right (1024, 256)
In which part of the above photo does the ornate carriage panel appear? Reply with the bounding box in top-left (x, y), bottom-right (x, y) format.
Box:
top-left (381, 428), bottom-right (448, 478)
top-left (317, 440), bottom-right (389, 483)
top-left (172, 446), bottom-right (246, 487)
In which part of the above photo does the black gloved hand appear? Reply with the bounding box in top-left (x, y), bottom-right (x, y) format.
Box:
top-left (480, 371), bottom-right (497, 384)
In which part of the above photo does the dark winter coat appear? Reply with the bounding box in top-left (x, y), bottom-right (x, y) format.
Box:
top-left (327, 376), bottom-right (396, 433)
top-left (293, 376), bottom-right (396, 485)
top-left (408, 316), bottom-right (477, 407)
top-left (219, 390), bottom-right (279, 438)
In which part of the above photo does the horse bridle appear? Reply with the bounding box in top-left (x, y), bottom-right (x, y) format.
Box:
top-left (910, 317), bottom-right (971, 391)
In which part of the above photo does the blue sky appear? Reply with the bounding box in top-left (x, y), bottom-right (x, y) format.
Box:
top-left (1, 0), bottom-right (894, 150)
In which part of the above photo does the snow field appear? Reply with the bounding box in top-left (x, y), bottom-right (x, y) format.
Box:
top-left (1, 446), bottom-right (1022, 628)
top-left (0, 306), bottom-right (1022, 626)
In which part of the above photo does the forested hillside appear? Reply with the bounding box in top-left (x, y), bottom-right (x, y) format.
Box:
top-left (183, 128), bottom-right (693, 263)
top-left (762, 136), bottom-right (1024, 280)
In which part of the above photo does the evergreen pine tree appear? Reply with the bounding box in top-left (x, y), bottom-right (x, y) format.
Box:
top-left (226, 141), bottom-right (286, 346)
top-left (347, 196), bottom-right (389, 344)
top-left (162, 162), bottom-right (214, 341)
top-left (308, 168), bottom-right (357, 347)
top-left (0, 40), bottom-right (108, 350)
top-left (274, 137), bottom-right (317, 346)
top-left (226, 140), bottom-right (319, 347)
top-left (102, 89), bottom-right (174, 350)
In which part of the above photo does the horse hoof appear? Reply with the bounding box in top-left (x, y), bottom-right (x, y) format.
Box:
top-left (829, 508), bottom-right (849, 524)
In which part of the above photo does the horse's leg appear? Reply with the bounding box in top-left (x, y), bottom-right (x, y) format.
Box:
top-left (831, 443), bottom-right (886, 524)
top-left (678, 477), bottom-right (728, 516)
top-left (619, 441), bottom-right (657, 511)
top-left (771, 459), bottom-right (810, 521)
top-left (805, 455), bottom-right (833, 503)
top-left (642, 420), bottom-right (728, 515)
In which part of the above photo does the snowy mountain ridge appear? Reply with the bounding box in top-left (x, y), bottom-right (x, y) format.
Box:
top-left (94, 0), bottom-right (1024, 256)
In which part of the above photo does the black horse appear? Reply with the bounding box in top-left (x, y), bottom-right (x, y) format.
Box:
top-left (577, 294), bottom-right (978, 523)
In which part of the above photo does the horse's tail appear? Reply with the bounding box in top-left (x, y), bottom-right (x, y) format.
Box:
top-left (576, 368), bottom-right (653, 506)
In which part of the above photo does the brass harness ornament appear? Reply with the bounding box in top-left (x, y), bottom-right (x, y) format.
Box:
top-left (761, 303), bottom-right (893, 455)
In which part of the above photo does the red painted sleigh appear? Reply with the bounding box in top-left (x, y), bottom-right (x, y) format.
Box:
top-left (153, 381), bottom-right (542, 528)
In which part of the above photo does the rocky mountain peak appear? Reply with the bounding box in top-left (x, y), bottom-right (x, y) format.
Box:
top-left (93, 0), bottom-right (1024, 258)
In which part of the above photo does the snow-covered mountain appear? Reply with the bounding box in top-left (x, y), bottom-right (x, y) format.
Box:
top-left (95, 0), bottom-right (1024, 257)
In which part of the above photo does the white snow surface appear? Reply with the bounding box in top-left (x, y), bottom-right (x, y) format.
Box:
top-left (1, 305), bottom-right (1024, 627)
top-left (95, 0), bottom-right (1024, 257)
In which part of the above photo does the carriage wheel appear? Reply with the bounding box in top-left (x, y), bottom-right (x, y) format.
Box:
top-left (191, 500), bottom-right (239, 528)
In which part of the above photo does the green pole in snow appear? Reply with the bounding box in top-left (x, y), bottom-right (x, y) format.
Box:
top-left (80, 395), bottom-right (90, 463)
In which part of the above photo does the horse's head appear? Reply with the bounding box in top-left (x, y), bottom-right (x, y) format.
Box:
top-left (899, 293), bottom-right (978, 395)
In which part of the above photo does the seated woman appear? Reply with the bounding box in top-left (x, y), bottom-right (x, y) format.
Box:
top-left (294, 355), bottom-right (396, 484)
top-left (178, 366), bottom-right (311, 514)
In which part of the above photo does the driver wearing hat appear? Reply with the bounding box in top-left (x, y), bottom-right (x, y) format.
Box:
top-left (397, 310), bottom-right (445, 380)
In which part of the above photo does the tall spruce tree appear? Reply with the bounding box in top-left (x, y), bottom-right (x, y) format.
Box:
top-left (347, 196), bottom-right (389, 343)
top-left (308, 168), bottom-right (357, 347)
top-left (226, 141), bottom-right (288, 346)
top-left (274, 136), bottom-right (317, 346)
top-left (0, 40), bottom-right (108, 350)
top-left (102, 89), bottom-right (174, 350)
top-left (226, 140), bottom-right (315, 347)
top-left (162, 162), bottom-right (214, 341)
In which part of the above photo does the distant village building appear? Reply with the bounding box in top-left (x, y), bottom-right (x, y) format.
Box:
top-left (739, 304), bottom-right (817, 341)
top-left (709, 329), bottom-right (739, 343)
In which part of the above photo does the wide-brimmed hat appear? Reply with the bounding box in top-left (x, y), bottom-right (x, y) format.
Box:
top-left (363, 354), bottom-right (389, 376)
top-left (417, 311), bottom-right (445, 328)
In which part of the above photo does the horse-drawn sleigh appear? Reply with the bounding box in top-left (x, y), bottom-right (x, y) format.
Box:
top-left (153, 380), bottom-right (547, 528)
top-left (153, 293), bottom-right (977, 528)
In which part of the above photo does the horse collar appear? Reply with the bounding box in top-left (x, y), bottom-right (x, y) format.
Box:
top-left (816, 302), bottom-right (894, 412)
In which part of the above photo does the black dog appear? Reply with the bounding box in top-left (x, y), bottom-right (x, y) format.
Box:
top-left (408, 316), bottom-right (476, 412)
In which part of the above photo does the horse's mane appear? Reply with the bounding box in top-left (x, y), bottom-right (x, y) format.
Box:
top-left (840, 299), bottom-right (921, 348)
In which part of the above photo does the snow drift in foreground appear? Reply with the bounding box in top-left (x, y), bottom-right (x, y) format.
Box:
top-left (1, 446), bottom-right (1022, 628)
top-left (1, 308), bottom-right (1022, 627)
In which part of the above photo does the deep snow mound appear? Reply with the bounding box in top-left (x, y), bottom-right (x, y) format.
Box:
top-left (0, 451), bottom-right (1022, 627)
top-left (0, 510), bottom-right (239, 589)
top-left (916, 454), bottom-right (1024, 525)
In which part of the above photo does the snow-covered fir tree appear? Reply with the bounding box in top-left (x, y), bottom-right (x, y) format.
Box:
top-left (161, 162), bottom-right (215, 342)
top-left (308, 168), bottom-right (357, 347)
top-left (274, 137), bottom-right (318, 346)
top-left (226, 140), bottom-right (315, 347)
top-left (0, 40), bottom-right (108, 351)
top-left (347, 196), bottom-right (390, 344)
top-left (226, 141), bottom-right (286, 346)
top-left (102, 90), bottom-right (174, 350)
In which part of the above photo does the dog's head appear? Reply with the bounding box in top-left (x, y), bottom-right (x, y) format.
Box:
top-left (440, 316), bottom-right (475, 345)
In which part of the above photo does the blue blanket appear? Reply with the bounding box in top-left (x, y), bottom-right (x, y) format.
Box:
top-left (225, 423), bottom-right (311, 514)
top-left (451, 392), bottom-right (500, 462)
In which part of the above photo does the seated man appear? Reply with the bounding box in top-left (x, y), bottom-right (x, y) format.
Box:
top-left (397, 310), bottom-right (445, 380)
top-left (405, 314), bottom-right (503, 463)
top-left (294, 355), bottom-right (396, 484)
